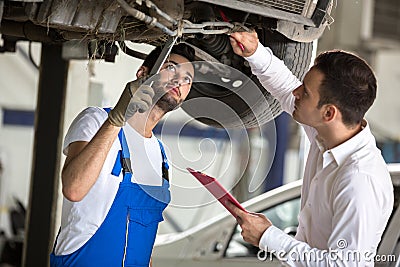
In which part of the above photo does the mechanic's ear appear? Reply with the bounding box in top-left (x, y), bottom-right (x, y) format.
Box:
top-left (136, 66), bottom-right (149, 79)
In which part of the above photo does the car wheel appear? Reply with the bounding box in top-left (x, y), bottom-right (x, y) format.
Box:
top-left (181, 31), bottom-right (313, 129)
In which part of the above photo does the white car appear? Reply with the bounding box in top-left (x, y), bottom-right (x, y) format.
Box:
top-left (153, 164), bottom-right (400, 266)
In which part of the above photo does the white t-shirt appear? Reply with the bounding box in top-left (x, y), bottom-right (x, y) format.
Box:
top-left (55, 107), bottom-right (164, 255)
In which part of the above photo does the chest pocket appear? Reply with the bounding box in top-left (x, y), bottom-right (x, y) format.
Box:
top-left (129, 208), bottom-right (164, 226)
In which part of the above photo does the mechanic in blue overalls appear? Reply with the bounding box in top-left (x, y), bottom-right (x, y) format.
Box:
top-left (50, 43), bottom-right (195, 267)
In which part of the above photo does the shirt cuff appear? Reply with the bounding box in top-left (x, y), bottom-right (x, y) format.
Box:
top-left (259, 225), bottom-right (294, 253)
top-left (245, 42), bottom-right (273, 72)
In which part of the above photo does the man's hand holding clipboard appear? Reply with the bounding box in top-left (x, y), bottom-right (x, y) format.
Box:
top-left (187, 167), bottom-right (273, 248)
top-left (225, 201), bottom-right (272, 247)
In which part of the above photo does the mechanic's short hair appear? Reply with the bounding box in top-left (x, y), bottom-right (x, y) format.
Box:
top-left (142, 43), bottom-right (195, 69)
top-left (314, 50), bottom-right (377, 126)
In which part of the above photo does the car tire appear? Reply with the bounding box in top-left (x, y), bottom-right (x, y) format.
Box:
top-left (181, 31), bottom-right (313, 129)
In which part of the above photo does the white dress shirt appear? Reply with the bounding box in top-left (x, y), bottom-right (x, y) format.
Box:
top-left (245, 43), bottom-right (394, 266)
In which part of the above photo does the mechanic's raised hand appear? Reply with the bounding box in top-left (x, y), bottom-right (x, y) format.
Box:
top-left (108, 77), bottom-right (154, 127)
top-left (229, 31), bottom-right (259, 57)
top-left (226, 201), bottom-right (272, 247)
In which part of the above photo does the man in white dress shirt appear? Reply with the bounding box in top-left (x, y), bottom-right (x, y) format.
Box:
top-left (227, 31), bottom-right (394, 266)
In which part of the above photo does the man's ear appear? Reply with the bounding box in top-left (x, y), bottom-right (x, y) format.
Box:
top-left (136, 66), bottom-right (149, 79)
top-left (323, 105), bottom-right (337, 122)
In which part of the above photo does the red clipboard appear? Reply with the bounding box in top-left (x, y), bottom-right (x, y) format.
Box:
top-left (187, 168), bottom-right (248, 217)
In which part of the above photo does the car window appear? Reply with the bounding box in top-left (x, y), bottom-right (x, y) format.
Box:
top-left (225, 197), bottom-right (300, 258)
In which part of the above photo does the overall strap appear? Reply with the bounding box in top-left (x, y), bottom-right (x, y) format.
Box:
top-left (157, 139), bottom-right (169, 181)
top-left (103, 108), bottom-right (132, 176)
top-left (103, 107), bottom-right (168, 180)
top-left (118, 130), bottom-right (133, 175)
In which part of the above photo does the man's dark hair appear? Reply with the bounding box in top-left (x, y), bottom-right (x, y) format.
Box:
top-left (142, 43), bottom-right (195, 69)
top-left (314, 50), bottom-right (377, 126)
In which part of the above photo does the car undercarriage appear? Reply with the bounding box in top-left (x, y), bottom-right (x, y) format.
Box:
top-left (0, 0), bottom-right (334, 127)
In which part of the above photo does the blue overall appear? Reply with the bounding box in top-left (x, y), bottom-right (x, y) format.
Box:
top-left (50, 112), bottom-right (170, 267)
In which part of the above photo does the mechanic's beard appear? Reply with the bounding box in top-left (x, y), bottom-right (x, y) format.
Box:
top-left (153, 82), bottom-right (182, 113)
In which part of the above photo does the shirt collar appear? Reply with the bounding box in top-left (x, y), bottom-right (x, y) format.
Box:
top-left (315, 136), bottom-right (333, 168)
top-left (324, 120), bottom-right (373, 167)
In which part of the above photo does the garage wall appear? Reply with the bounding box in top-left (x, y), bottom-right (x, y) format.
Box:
top-left (0, 42), bottom-right (40, 236)
top-left (317, 0), bottom-right (400, 143)
top-left (368, 50), bottom-right (400, 140)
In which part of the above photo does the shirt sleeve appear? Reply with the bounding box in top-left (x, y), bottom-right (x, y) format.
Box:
top-left (245, 43), bottom-right (316, 141)
top-left (259, 172), bottom-right (384, 266)
top-left (63, 107), bottom-right (107, 155)
top-left (245, 43), bottom-right (300, 115)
